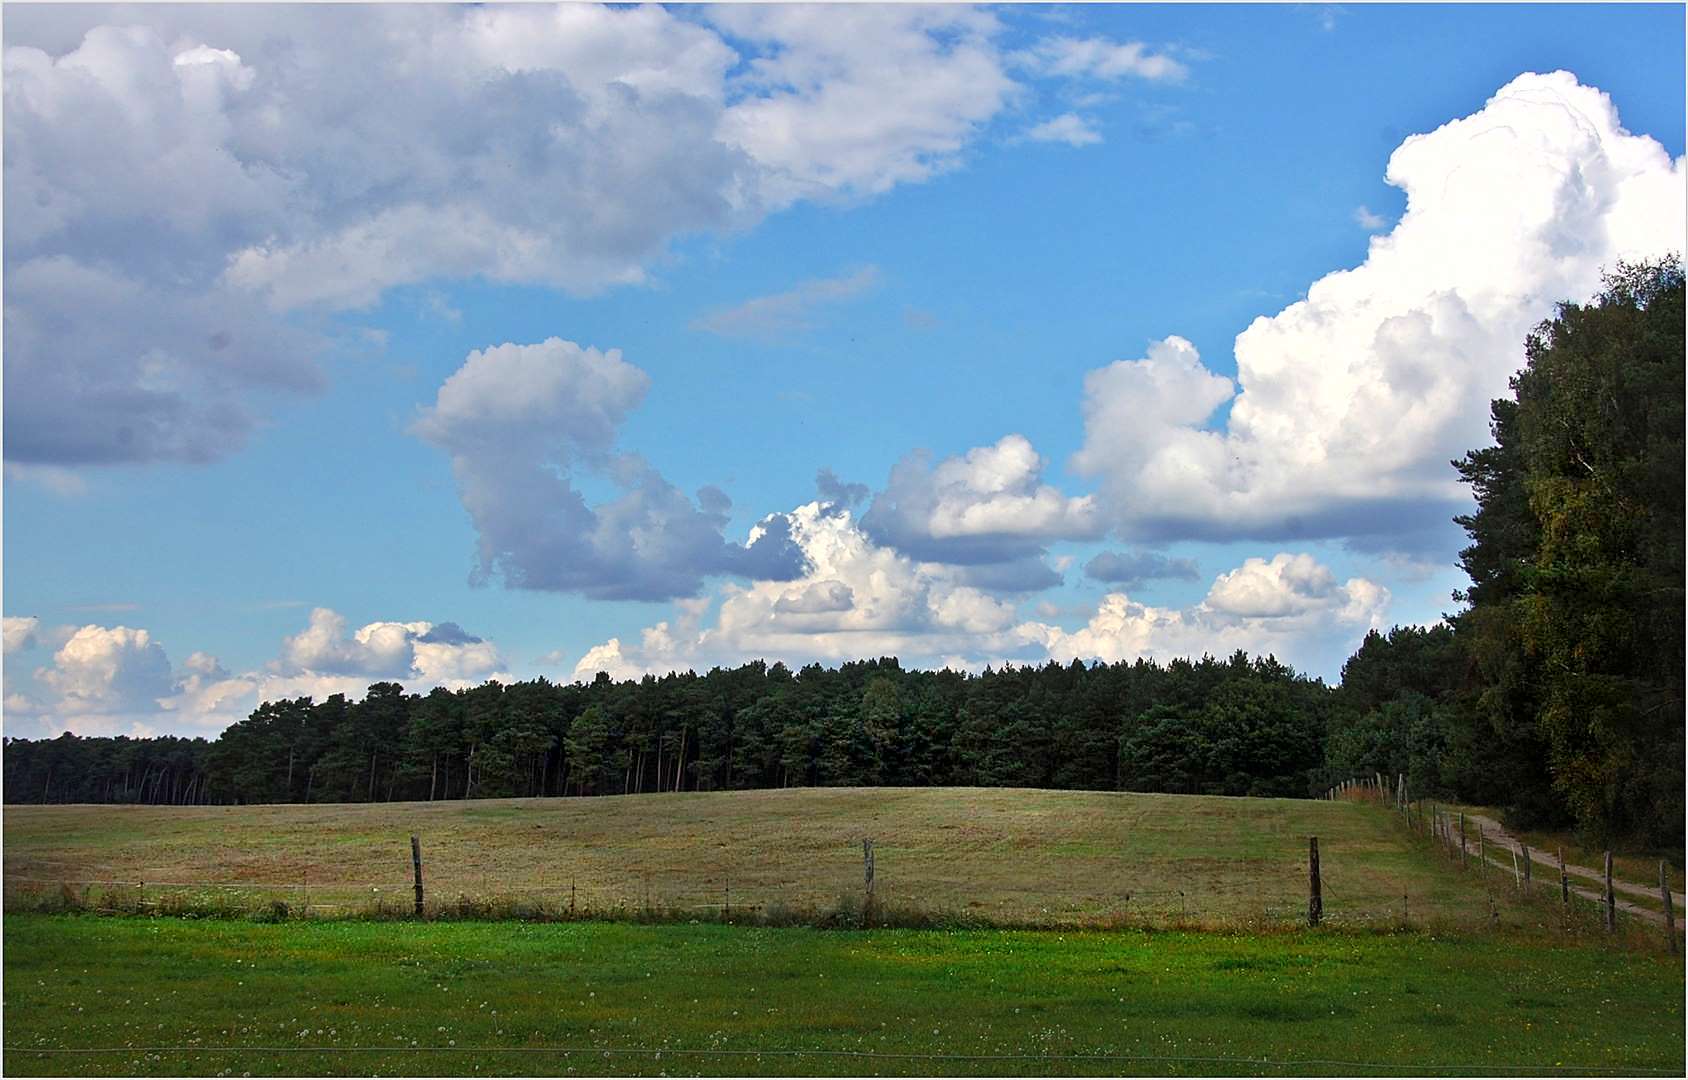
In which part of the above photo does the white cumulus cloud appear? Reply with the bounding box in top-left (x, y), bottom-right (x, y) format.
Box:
top-left (862, 434), bottom-right (1101, 572)
top-left (1072, 72), bottom-right (1685, 549)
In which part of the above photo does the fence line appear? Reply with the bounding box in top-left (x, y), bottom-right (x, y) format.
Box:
top-left (1329, 775), bottom-right (1683, 943)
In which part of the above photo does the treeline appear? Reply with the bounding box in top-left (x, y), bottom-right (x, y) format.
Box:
top-left (3, 262), bottom-right (1681, 847)
top-left (2, 651), bottom-right (1342, 808)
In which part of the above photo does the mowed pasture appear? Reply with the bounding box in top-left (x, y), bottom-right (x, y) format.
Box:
top-left (5, 788), bottom-right (1549, 926)
top-left (3, 917), bottom-right (1683, 1076)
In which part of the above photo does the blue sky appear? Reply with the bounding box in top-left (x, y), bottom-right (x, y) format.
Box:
top-left (4, 3), bottom-right (1684, 738)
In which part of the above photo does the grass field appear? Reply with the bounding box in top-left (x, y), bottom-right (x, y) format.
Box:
top-left (0, 788), bottom-right (1578, 927)
top-left (4, 916), bottom-right (1683, 1077)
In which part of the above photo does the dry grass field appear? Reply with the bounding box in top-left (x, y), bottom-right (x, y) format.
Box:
top-left (4, 787), bottom-right (1539, 926)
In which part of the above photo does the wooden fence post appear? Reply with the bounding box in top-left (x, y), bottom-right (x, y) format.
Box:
top-left (1459, 813), bottom-right (1467, 868)
top-left (410, 835), bottom-right (424, 918)
top-left (863, 838), bottom-right (875, 901)
top-left (1307, 836), bottom-right (1322, 927)
top-left (1511, 847), bottom-right (1521, 891)
top-left (1559, 849), bottom-right (1568, 905)
top-left (1479, 830), bottom-right (1486, 877)
top-left (1521, 844), bottom-right (1532, 893)
top-left (1660, 861), bottom-right (1676, 954)
top-left (1604, 851), bottom-right (1615, 932)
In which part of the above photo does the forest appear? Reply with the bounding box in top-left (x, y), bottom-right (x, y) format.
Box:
top-left (4, 260), bottom-right (1681, 847)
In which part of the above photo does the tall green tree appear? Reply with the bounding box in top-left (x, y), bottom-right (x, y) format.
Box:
top-left (1451, 257), bottom-right (1684, 844)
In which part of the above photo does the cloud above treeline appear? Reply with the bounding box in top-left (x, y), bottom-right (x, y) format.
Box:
top-left (4, 4), bottom-right (1176, 471)
top-left (440, 69), bottom-right (1679, 682)
top-left (2, 607), bottom-right (511, 739)
top-left (567, 495), bottom-right (1389, 683)
top-left (5, 9), bottom-right (1683, 736)
top-left (1071, 72), bottom-right (1684, 551)
top-left (399, 71), bottom-right (1682, 649)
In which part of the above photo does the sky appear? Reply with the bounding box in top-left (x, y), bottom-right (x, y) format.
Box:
top-left (3, 2), bottom-right (1684, 740)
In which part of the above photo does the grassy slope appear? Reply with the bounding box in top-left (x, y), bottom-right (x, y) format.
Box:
top-left (3, 916), bottom-right (1681, 1077)
top-left (3, 788), bottom-right (1551, 925)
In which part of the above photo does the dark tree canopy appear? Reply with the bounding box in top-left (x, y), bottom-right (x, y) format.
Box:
top-left (3, 653), bottom-right (1339, 807)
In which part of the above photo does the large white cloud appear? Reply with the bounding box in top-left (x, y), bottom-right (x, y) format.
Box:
top-left (3, 4), bottom-right (1069, 469)
top-left (34, 625), bottom-right (175, 715)
top-left (1073, 72), bottom-right (1686, 547)
top-left (413, 337), bottom-right (806, 601)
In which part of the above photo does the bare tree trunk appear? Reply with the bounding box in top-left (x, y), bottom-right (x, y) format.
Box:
top-left (429, 753), bottom-right (438, 801)
top-left (367, 750), bottom-right (378, 801)
top-left (665, 725), bottom-right (678, 793)
top-left (286, 748), bottom-right (295, 800)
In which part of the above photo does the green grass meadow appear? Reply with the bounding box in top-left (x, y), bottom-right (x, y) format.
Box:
top-left (3, 915), bottom-right (1682, 1077)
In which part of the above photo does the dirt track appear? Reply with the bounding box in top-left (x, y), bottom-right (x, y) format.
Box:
top-left (1462, 810), bottom-right (1682, 929)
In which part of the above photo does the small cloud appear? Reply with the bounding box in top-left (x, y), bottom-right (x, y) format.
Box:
top-left (422, 290), bottom-right (463, 324)
top-left (3, 616), bottom-right (41, 655)
top-left (1018, 36), bottom-right (1189, 83)
top-left (1084, 550), bottom-right (1202, 587)
top-left (4, 463), bottom-right (88, 497)
top-left (1023, 113), bottom-right (1103, 148)
top-left (691, 267), bottom-right (880, 342)
top-left (1353, 205), bottom-right (1388, 230)
top-left (816, 468), bottom-right (869, 509)
top-left (1312, 4), bottom-right (1346, 32)
top-left (415, 621), bottom-right (484, 646)
top-left (902, 307), bottom-right (939, 331)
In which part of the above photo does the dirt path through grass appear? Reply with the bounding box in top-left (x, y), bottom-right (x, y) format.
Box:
top-left (1462, 812), bottom-right (1682, 928)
